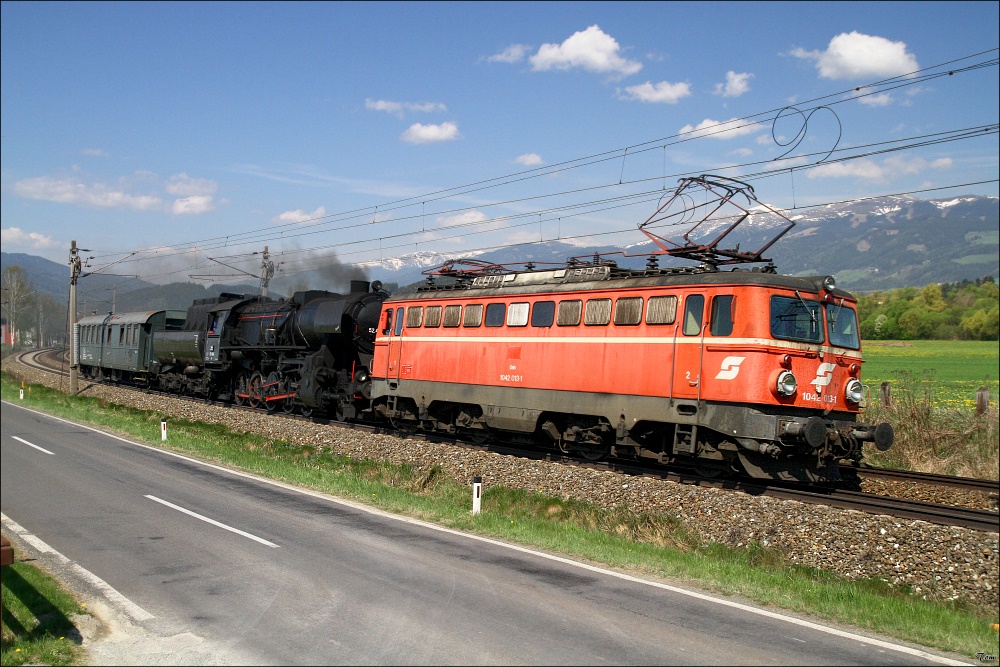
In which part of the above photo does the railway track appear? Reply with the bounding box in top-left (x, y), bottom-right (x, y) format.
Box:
top-left (9, 347), bottom-right (999, 533)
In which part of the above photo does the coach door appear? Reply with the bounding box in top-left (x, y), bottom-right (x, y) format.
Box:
top-left (672, 293), bottom-right (705, 401)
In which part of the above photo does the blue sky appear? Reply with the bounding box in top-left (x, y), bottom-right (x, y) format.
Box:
top-left (2, 1), bottom-right (998, 286)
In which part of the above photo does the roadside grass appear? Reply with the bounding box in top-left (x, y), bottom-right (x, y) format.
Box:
top-left (2, 373), bottom-right (998, 660)
top-left (1, 560), bottom-right (89, 667)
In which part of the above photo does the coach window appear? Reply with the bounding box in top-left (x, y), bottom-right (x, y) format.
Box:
top-left (683, 294), bottom-right (705, 336)
top-left (710, 295), bottom-right (734, 336)
top-left (584, 298), bottom-right (612, 326)
top-left (507, 302), bottom-right (529, 327)
top-left (463, 303), bottom-right (483, 327)
top-left (614, 297), bottom-right (643, 326)
top-left (424, 305), bottom-right (442, 328)
top-left (393, 307), bottom-right (405, 336)
top-left (557, 299), bottom-right (582, 326)
top-left (485, 303), bottom-right (506, 327)
top-left (443, 304), bottom-right (462, 327)
top-left (406, 306), bottom-right (424, 328)
top-left (531, 301), bottom-right (555, 327)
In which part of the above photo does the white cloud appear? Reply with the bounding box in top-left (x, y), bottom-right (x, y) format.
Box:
top-left (166, 173), bottom-right (218, 197)
top-left (82, 148), bottom-right (110, 157)
top-left (12, 175), bottom-right (163, 210)
top-left (365, 99), bottom-right (447, 118)
top-left (807, 155), bottom-right (952, 181)
top-left (619, 81), bottom-right (691, 104)
top-left (515, 153), bottom-right (544, 166)
top-left (488, 44), bottom-right (531, 64)
top-left (172, 195), bottom-right (215, 215)
top-left (858, 92), bottom-right (893, 107)
top-left (678, 118), bottom-right (763, 140)
top-left (791, 31), bottom-right (919, 80)
top-left (274, 206), bottom-right (327, 223)
top-left (401, 121), bottom-right (461, 144)
top-left (530, 25), bottom-right (642, 78)
top-left (714, 71), bottom-right (753, 97)
top-left (1, 226), bottom-right (58, 249)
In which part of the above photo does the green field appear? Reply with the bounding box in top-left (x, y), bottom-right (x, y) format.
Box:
top-left (861, 340), bottom-right (998, 410)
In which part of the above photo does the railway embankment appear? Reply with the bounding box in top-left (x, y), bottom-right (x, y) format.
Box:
top-left (3, 357), bottom-right (997, 616)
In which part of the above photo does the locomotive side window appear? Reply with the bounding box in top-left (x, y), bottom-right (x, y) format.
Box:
top-left (710, 295), bottom-right (734, 336)
top-left (394, 307), bottom-right (405, 336)
top-left (485, 303), bottom-right (506, 327)
top-left (424, 306), bottom-right (442, 328)
top-left (770, 296), bottom-right (822, 343)
top-left (463, 304), bottom-right (483, 327)
top-left (406, 306), bottom-right (424, 328)
top-left (646, 295), bottom-right (678, 325)
top-left (584, 298), bottom-right (612, 326)
top-left (531, 301), bottom-right (555, 327)
top-left (826, 302), bottom-right (860, 349)
top-left (507, 303), bottom-right (529, 327)
top-left (443, 305), bottom-right (462, 327)
top-left (683, 294), bottom-right (704, 335)
top-left (614, 297), bottom-right (643, 326)
top-left (382, 309), bottom-right (393, 335)
top-left (557, 300), bottom-right (582, 326)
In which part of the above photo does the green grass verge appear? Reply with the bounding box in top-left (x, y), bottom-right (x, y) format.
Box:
top-left (1, 561), bottom-right (90, 666)
top-left (1, 372), bottom-right (998, 661)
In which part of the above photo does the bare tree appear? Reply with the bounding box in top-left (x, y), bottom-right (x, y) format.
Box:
top-left (1, 265), bottom-right (36, 348)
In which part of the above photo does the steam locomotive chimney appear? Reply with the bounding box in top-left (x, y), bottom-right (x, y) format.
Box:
top-left (351, 280), bottom-right (370, 293)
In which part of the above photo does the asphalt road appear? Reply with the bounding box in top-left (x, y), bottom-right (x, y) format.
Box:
top-left (0, 399), bottom-right (970, 665)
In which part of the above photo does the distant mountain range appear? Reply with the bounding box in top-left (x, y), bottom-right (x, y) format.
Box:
top-left (2, 193), bottom-right (997, 312)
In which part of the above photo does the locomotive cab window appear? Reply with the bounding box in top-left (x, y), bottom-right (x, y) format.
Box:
top-left (382, 309), bottom-right (393, 335)
top-left (770, 295), bottom-right (823, 343)
top-left (406, 306), bottom-right (424, 328)
top-left (683, 294), bottom-right (704, 335)
top-left (531, 301), bottom-right (555, 327)
top-left (485, 303), bottom-right (506, 327)
top-left (826, 302), bottom-right (860, 349)
top-left (424, 305), bottom-right (442, 328)
top-left (710, 295), bottom-right (734, 336)
top-left (557, 300), bottom-right (582, 326)
top-left (443, 304), bottom-right (462, 327)
top-left (507, 302), bottom-right (529, 327)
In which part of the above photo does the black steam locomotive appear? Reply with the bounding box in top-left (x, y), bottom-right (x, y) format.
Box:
top-left (77, 280), bottom-right (387, 419)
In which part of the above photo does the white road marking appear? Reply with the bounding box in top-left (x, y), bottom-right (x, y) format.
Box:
top-left (1, 513), bottom-right (155, 622)
top-left (12, 435), bottom-right (55, 455)
top-left (144, 495), bottom-right (280, 548)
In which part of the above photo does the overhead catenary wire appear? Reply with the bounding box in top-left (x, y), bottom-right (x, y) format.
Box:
top-left (76, 49), bottom-right (998, 284)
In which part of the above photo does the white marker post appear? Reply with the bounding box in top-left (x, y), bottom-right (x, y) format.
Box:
top-left (161, 419), bottom-right (167, 441)
top-left (472, 476), bottom-right (482, 515)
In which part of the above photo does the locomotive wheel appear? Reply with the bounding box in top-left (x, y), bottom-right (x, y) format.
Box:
top-left (333, 400), bottom-right (347, 422)
top-left (233, 375), bottom-right (248, 406)
top-left (247, 372), bottom-right (264, 409)
top-left (281, 398), bottom-right (296, 414)
top-left (264, 372), bottom-right (281, 413)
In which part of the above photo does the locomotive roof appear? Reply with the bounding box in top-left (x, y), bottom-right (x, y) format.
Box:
top-left (389, 265), bottom-right (855, 302)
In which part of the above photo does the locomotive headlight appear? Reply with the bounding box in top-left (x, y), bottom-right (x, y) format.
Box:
top-left (775, 370), bottom-right (798, 397)
top-left (845, 378), bottom-right (864, 404)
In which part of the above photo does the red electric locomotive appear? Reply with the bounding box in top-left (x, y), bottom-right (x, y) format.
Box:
top-left (369, 176), bottom-right (893, 482)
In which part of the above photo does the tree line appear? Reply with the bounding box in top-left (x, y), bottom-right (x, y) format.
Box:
top-left (1, 266), bottom-right (68, 350)
top-left (856, 275), bottom-right (999, 341)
